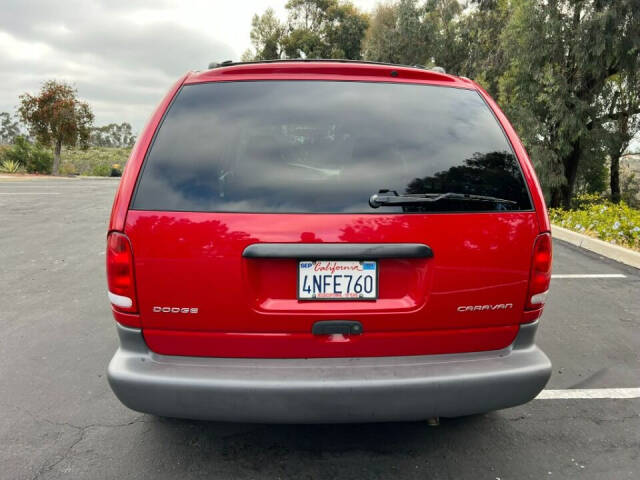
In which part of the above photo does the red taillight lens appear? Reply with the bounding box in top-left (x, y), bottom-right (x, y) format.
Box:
top-left (106, 232), bottom-right (137, 313)
top-left (526, 232), bottom-right (552, 310)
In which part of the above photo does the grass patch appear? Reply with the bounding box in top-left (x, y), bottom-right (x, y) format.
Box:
top-left (549, 194), bottom-right (640, 251)
top-left (59, 147), bottom-right (130, 176)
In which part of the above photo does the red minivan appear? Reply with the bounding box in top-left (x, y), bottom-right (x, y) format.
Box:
top-left (107, 60), bottom-right (552, 423)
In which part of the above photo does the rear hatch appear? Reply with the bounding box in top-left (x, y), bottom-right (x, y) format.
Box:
top-left (126, 79), bottom-right (539, 358)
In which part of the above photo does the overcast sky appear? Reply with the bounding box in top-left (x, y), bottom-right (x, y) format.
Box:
top-left (0, 0), bottom-right (381, 133)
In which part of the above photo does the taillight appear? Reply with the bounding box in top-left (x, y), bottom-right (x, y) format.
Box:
top-left (526, 232), bottom-right (552, 310)
top-left (106, 232), bottom-right (137, 313)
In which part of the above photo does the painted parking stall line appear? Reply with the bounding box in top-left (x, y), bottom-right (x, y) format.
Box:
top-left (552, 274), bottom-right (626, 279)
top-left (536, 388), bottom-right (640, 399)
top-left (0, 192), bottom-right (61, 195)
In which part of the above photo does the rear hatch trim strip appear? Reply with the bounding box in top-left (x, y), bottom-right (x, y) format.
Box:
top-left (242, 243), bottom-right (433, 259)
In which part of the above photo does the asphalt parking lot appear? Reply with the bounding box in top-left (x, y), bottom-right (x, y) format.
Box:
top-left (1, 177), bottom-right (639, 480)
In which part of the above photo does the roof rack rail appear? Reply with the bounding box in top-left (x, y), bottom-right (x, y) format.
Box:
top-left (208, 60), bottom-right (234, 69)
top-left (205, 58), bottom-right (450, 74)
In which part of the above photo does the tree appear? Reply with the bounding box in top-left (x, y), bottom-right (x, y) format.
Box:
top-left (283, 0), bottom-right (369, 59)
top-left (90, 122), bottom-right (136, 148)
top-left (363, 0), bottom-right (463, 69)
top-left (599, 72), bottom-right (640, 203)
top-left (363, 0), bottom-right (432, 66)
top-left (245, 0), bottom-right (368, 61)
top-left (248, 8), bottom-right (286, 60)
top-left (244, 0), bottom-right (640, 207)
top-left (498, 0), bottom-right (640, 208)
top-left (18, 80), bottom-right (94, 175)
top-left (453, 0), bottom-right (514, 96)
top-left (0, 112), bottom-right (21, 144)
top-left (423, 0), bottom-right (464, 71)
top-left (322, 1), bottom-right (370, 59)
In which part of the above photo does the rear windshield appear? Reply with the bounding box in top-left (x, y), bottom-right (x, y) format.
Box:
top-left (133, 81), bottom-right (532, 213)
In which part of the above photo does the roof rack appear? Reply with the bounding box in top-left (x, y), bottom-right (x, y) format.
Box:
top-left (206, 58), bottom-right (447, 74)
top-left (208, 60), bottom-right (233, 69)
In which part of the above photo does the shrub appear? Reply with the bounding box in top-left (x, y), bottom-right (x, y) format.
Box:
top-left (26, 147), bottom-right (53, 174)
top-left (1, 136), bottom-right (53, 174)
top-left (0, 159), bottom-right (24, 173)
top-left (2, 136), bottom-right (30, 165)
top-left (549, 194), bottom-right (640, 251)
top-left (60, 147), bottom-right (129, 176)
top-left (568, 193), bottom-right (603, 209)
top-left (90, 163), bottom-right (111, 176)
top-left (0, 144), bottom-right (10, 160)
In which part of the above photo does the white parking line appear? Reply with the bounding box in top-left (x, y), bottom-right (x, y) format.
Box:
top-left (536, 388), bottom-right (640, 399)
top-left (552, 274), bottom-right (626, 278)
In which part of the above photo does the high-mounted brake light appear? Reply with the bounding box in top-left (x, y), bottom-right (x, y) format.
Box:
top-left (106, 232), bottom-right (137, 313)
top-left (526, 233), bottom-right (552, 310)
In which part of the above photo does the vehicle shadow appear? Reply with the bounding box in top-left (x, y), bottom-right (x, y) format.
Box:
top-left (133, 413), bottom-right (504, 478)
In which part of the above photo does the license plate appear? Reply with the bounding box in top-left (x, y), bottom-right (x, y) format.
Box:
top-left (298, 260), bottom-right (378, 300)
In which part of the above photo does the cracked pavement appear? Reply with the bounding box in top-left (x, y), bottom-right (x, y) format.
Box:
top-left (1, 177), bottom-right (639, 479)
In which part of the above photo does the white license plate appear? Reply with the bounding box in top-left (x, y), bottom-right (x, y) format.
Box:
top-left (298, 260), bottom-right (378, 300)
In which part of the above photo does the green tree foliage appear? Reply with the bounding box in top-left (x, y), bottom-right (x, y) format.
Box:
top-left (0, 112), bottom-right (21, 144)
top-left (364, 0), bottom-right (640, 208)
top-left (247, 0), bottom-right (640, 207)
top-left (18, 80), bottom-right (94, 175)
top-left (363, 0), bottom-right (462, 70)
top-left (364, 0), bottom-right (432, 66)
top-left (246, 8), bottom-right (286, 60)
top-left (245, 1), bottom-right (368, 60)
top-left (599, 71), bottom-right (640, 203)
top-left (90, 122), bottom-right (136, 148)
top-left (321, 1), bottom-right (370, 59)
top-left (498, 0), bottom-right (640, 208)
top-left (453, 0), bottom-right (514, 96)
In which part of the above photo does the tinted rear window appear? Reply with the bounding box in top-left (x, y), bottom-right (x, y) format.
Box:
top-left (133, 81), bottom-right (532, 213)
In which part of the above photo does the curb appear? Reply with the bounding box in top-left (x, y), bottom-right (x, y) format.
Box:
top-left (551, 225), bottom-right (640, 270)
top-left (0, 174), bottom-right (120, 181)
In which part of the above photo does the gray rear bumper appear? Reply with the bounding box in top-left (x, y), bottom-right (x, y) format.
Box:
top-left (107, 322), bottom-right (551, 423)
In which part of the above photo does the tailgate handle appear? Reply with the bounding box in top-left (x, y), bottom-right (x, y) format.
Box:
top-left (242, 243), bottom-right (433, 259)
top-left (312, 321), bottom-right (363, 336)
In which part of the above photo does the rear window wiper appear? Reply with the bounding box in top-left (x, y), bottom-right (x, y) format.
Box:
top-left (369, 191), bottom-right (518, 208)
